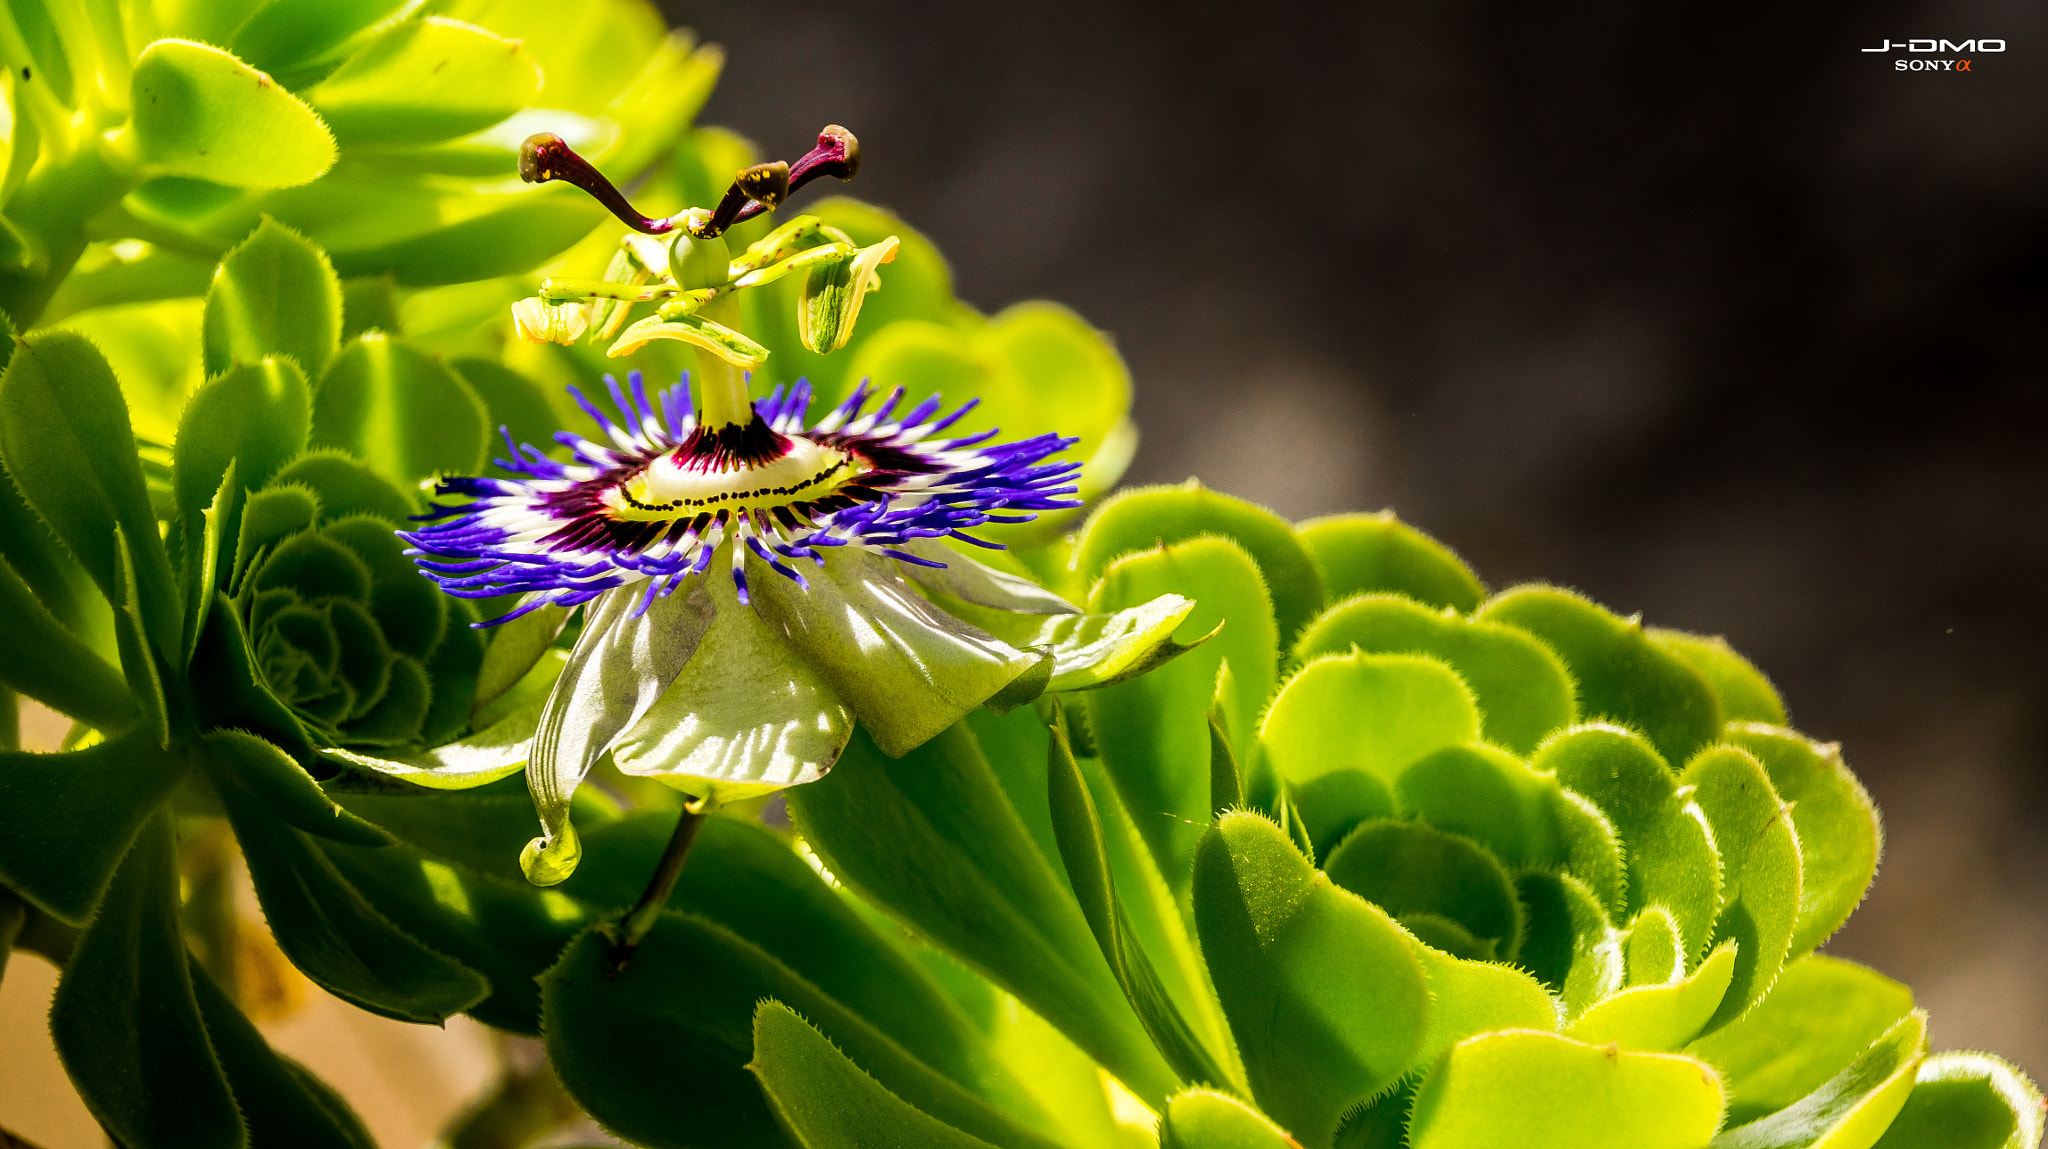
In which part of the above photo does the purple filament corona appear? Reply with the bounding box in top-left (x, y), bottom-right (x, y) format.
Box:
top-left (402, 371), bottom-right (1081, 622)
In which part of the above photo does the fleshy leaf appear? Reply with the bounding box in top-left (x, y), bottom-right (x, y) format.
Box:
top-left (1710, 1011), bottom-right (1926, 1149)
top-left (523, 581), bottom-right (712, 883)
top-left (1293, 593), bottom-right (1575, 755)
top-left (1193, 812), bottom-right (1431, 1147)
top-left (1297, 510), bottom-right (1485, 613)
top-left (752, 549), bottom-right (1037, 758)
top-left (202, 219), bottom-right (343, 378)
top-left (0, 554), bottom-right (135, 730)
top-left (310, 333), bottom-right (490, 488)
top-left (216, 764), bottom-right (489, 1023)
top-left (1075, 481), bottom-right (1325, 645)
top-left (613, 566), bottom-right (854, 806)
top-left (0, 331), bottom-right (181, 656)
top-left (1566, 941), bottom-right (1738, 1051)
top-left (126, 39), bottom-right (337, 187)
top-left (269, 448), bottom-right (416, 523)
top-left (1480, 585), bottom-right (1722, 770)
top-left (1159, 1090), bottom-right (1300, 1149)
top-left (1405, 939), bottom-right (1561, 1070)
top-left (1683, 745), bottom-right (1803, 1031)
top-left (1515, 870), bottom-right (1625, 1019)
top-left (304, 17), bottom-right (543, 145)
top-left (49, 815), bottom-right (246, 1149)
top-left (187, 958), bottom-right (377, 1149)
top-left (470, 598), bottom-right (569, 716)
top-left (1084, 535), bottom-right (1276, 895)
top-left (1870, 1051), bottom-right (2046, 1149)
top-left (1537, 724), bottom-right (1723, 959)
top-left (750, 1000), bottom-right (1004, 1149)
top-left (1046, 710), bottom-right (1240, 1091)
top-left (1687, 955), bottom-right (1916, 1127)
top-left (198, 728), bottom-right (390, 846)
top-left (543, 917), bottom-right (1065, 1149)
top-left (1259, 650), bottom-right (1479, 791)
top-left (0, 730), bottom-right (189, 924)
top-left (1325, 819), bottom-right (1524, 959)
top-left (1652, 628), bottom-right (1788, 726)
top-left (787, 723), bottom-right (1180, 1106)
top-left (1726, 724), bottom-right (1881, 958)
top-left (1405, 1030), bottom-right (1725, 1149)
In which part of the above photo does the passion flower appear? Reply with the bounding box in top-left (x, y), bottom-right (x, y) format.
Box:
top-left (399, 370), bottom-right (1200, 885)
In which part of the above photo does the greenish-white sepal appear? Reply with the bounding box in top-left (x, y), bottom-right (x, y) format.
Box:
top-left (751, 549), bottom-right (1038, 758)
top-left (893, 536), bottom-right (1081, 615)
top-left (798, 236), bottom-right (900, 354)
top-left (607, 311), bottom-right (769, 367)
top-left (471, 597), bottom-right (570, 718)
top-left (942, 591), bottom-right (1214, 695)
top-left (613, 565), bottom-right (854, 807)
top-left (318, 692), bottom-right (544, 792)
top-left (522, 579), bottom-right (715, 884)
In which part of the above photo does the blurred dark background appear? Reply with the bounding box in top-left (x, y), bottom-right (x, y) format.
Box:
top-left (665, 0), bottom-right (2048, 1070)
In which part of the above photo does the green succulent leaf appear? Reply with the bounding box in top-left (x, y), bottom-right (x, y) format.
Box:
top-left (1046, 710), bottom-right (1240, 1091)
top-left (1290, 768), bottom-right (1395, 863)
top-left (1084, 535), bottom-right (1276, 894)
top-left (319, 829), bottom-right (586, 1034)
top-left (0, 330), bottom-right (181, 657)
top-left (174, 358), bottom-right (313, 536)
top-left (1479, 586), bottom-right (1722, 770)
top-left (1625, 905), bottom-right (1687, 985)
top-left (1726, 724), bottom-right (1881, 958)
top-left (1515, 870), bottom-right (1625, 1019)
top-left (1566, 940), bottom-right (1738, 1051)
top-left (0, 553), bottom-right (135, 730)
top-left (750, 1000), bottom-right (1005, 1149)
top-left (319, 185), bottom-right (608, 287)
top-left (1405, 1030), bottom-right (1726, 1149)
top-left (0, 729), bottom-right (188, 924)
top-left (48, 814), bottom-right (245, 1149)
top-left (543, 915), bottom-right (1066, 1149)
top-left (111, 525), bottom-right (172, 745)
top-left (1394, 744), bottom-right (1625, 910)
top-left (187, 957), bottom-right (378, 1149)
top-left (1075, 481), bottom-right (1325, 645)
top-left (198, 728), bottom-right (390, 846)
top-left (1324, 818), bottom-right (1525, 960)
top-left (450, 357), bottom-right (560, 461)
top-left (1687, 954), bottom-right (1916, 1127)
top-left (1159, 1089), bottom-right (1300, 1149)
top-left (1651, 628), bottom-right (1787, 726)
top-left (1405, 939), bottom-right (1561, 1070)
top-left (1297, 510), bottom-right (1485, 613)
top-left (304, 17), bottom-right (543, 145)
top-left (1293, 593), bottom-right (1575, 756)
top-left (1682, 745), bottom-right (1803, 1031)
top-left (1193, 812), bottom-right (1431, 1147)
top-left (225, 0), bottom-right (410, 77)
top-left (470, 599), bottom-right (568, 716)
top-left (269, 448), bottom-right (416, 523)
top-left (1259, 650), bottom-right (1479, 792)
top-left (1871, 1050), bottom-right (2046, 1149)
top-left (216, 761), bottom-right (490, 1023)
top-left (126, 39), bottom-right (337, 188)
top-left (202, 219), bottom-right (343, 378)
top-left (311, 333), bottom-right (491, 488)
top-left (1710, 1011), bottom-right (1926, 1149)
top-left (1537, 724), bottom-right (1723, 959)
top-left (788, 722), bottom-right (1179, 1106)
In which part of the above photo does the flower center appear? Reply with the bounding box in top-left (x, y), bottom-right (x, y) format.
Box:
top-left (605, 433), bottom-right (857, 521)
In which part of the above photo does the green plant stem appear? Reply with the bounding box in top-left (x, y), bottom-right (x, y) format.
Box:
top-left (604, 808), bottom-right (705, 975)
top-left (0, 142), bottom-right (140, 328)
